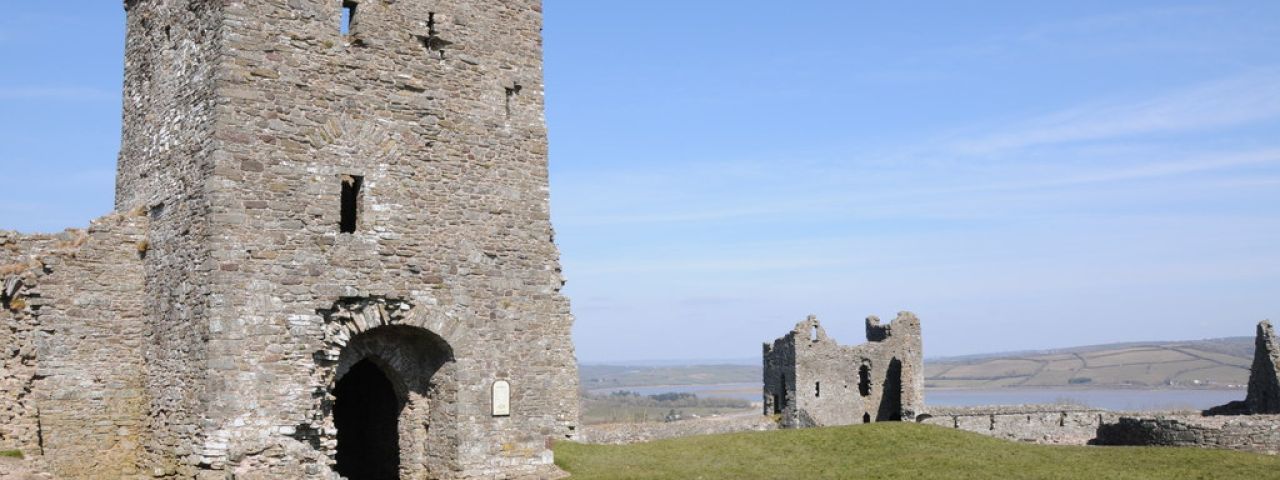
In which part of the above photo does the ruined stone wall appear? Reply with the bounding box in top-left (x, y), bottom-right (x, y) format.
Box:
top-left (1245, 321), bottom-right (1280, 413)
top-left (919, 406), bottom-right (1116, 445)
top-left (763, 312), bottom-right (924, 428)
top-left (31, 215), bottom-right (151, 477)
top-left (117, 1), bottom-right (225, 475)
top-left (0, 231), bottom-right (59, 455)
top-left (761, 328), bottom-right (795, 419)
top-left (1095, 414), bottom-right (1280, 455)
top-left (0, 214), bottom-right (151, 477)
top-left (1100, 321), bottom-right (1280, 455)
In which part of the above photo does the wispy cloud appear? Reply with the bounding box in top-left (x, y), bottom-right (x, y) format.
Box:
top-left (559, 73), bottom-right (1280, 230)
top-left (1016, 5), bottom-right (1223, 44)
top-left (953, 71), bottom-right (1280, 154)
top-left (0, 87), bottom-right (115, 102)
top-left (557, 144), bottom-right (1280, 228)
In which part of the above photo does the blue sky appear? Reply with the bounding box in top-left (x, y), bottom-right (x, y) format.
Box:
top-left (2, 2), bottom-right (1279, 362)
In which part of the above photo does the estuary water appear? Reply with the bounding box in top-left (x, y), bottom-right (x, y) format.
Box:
top-left (590, 383), bottom-right (1245, 411)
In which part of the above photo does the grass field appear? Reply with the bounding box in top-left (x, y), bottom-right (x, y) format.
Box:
top-left (555, 423), bottom-right (1280, 479)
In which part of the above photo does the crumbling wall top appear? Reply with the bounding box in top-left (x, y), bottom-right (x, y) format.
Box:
top-left (866, 311), bottom-right (920, 343)
top-left (791, 315), bottom-right (829, 344)
top-left (1247, 320), bottom-right (1280, 414)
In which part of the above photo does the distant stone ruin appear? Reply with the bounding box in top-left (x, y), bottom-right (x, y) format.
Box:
top-left (763, 312), bottom-right (924, 428)
top-left (1205, 320), bottom-right (1280, 416)
top-left (1091, 320), bottom-right (1280, 455)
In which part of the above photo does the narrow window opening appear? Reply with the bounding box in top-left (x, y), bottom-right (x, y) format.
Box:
top-left (858, 364), bottom-right (872, 397)
top-left (418, 13), bottom-right (452, 59)
top-left (815, 382), bottom-right (820, 398)
top-left (505, 83), bottom-right (523, 117)
top-left (340, 175), bottom-right (363, 233)
top-left (777, 374), bottom-right (787, 413)
top-left (149, 202), bottom-right (166, 220)
top-left (341, 1), bottom-right (357, 36)
top-left (809, 326), bottom-right (818, 342)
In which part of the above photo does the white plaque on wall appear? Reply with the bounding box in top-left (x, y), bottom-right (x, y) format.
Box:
top-left (492, 380), bottom-right (511, 417)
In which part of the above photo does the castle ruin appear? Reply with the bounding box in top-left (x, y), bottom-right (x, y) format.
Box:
top-left (1206, 320), bottom-right (1280, 416)
top-left (762, 312), bottom-right (924, 428)
top-left (0, 1), bottom-right (579, 478)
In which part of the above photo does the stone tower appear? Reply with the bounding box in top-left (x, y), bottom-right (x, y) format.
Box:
top-left (763, 313), bottom-right (924, 428)
top-left (2, 0), bottom-right (580, 478)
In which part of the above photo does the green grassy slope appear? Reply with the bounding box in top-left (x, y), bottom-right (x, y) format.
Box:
top-left (555, 423), bottom-right (1280, 479)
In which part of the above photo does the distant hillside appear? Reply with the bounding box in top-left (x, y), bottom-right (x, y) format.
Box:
top-left (579, 364), bottom-right (759, 390)
top-left (582, 336), bottom-right (1256, 390)
top-left (926, 337), bottom-right (1253, 389)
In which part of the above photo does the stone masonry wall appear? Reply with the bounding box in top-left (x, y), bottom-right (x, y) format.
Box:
top-left (31, 214), bottom-right (151, 478)
top-left (4, 1), bottom-right (580, 478)
top-left (1, 213), bottom-right (151, 477)
top-left (1244, 320), bottom-right (1280, 413)
top-left (1095, 414), bottom-right (1280, 455)
top-left (763, 312), bottom-right (924, 428)
top-left (113, 0), bottom-right (580, 478)
top-left (0, 231), bottom-right (60, 454)
top-left (117, 1), bottom-right (225, 476)
top-left (920, 406), bottom-right (1117, 445)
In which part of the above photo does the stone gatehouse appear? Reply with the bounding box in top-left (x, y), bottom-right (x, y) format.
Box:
top-left (763, 313), bottom-right (924, 428)
top-left (0, 1), bottom-right (579, 478)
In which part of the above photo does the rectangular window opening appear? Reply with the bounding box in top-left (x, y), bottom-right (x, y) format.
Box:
top-left (858, 365), bottom-right (872, 397)
top-left (341, 1), bottom-right (357, 36)
top-left (340, 174), bottom-right (363, 233)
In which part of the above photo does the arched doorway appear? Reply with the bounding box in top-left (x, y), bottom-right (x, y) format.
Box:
top-left (322, 319), bottom-right (456, 479)
top-left (334, 358), bottom-right (402, 480)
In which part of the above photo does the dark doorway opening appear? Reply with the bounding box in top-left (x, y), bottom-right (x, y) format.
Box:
top-left (877, 358), bottom-right (903, 421)
top-left (777, 374), bottom-right (787, 414)
top-left (335, 358), bottom-right (401, 480)
top-left (858, 364), bottom-right (872, 397)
